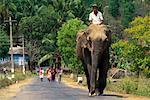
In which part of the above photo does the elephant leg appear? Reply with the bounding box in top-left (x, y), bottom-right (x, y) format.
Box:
top-left (97, 49), bottom-right (109, 95)
top-left (83, 48), bottom-right (91, 93)
top-left (97, 67), bottom-right (107, 95)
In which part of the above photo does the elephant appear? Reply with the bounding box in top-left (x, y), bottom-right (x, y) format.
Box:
top-left (76, 24), bottom-right (111, 96)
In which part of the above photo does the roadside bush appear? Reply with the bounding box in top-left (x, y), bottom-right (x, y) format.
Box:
top-left (110, 16), bottom-right (150, 78)
top-left (0, 78), bottom-right (13, 89)
top-left (0, 71), bottom-right (33, 89)
top-left (106, 77), bottom-right (150, 96)
top-left (121, 77), bottom-right (138, 94)
top-left (140, 56), bottom-right (150, 78)
top-left (106, 79), bottom-right (123, 93)
top-left (136, 85), bottom-right (150, 96)
top-left (14, 73), bottom-right (26, 81)
top-left (111, 40), bottom-right (142, 70)
top-left (135, 78), bottom-right (150, 96)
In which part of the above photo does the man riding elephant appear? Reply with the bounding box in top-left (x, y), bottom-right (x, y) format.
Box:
top-left (76, 4), bottom-right (111, 97)
top-left (89, 4), bottom-right (104, 25)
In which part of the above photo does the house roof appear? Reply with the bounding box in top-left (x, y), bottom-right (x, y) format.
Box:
top-left (9, 46), bottom-right (28, 54)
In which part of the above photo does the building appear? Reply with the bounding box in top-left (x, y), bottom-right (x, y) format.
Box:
top-left (0, 46), bottom-right (29, 66)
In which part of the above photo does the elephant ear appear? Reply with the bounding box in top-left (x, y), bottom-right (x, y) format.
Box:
top-left (76, 29), bottom-right (86, 60)
top-left (76, 29), bottom-right (85, 42)
top-left (105, 28), bottom-right (111, 45)
top-left (84, 29), bottom-right (92, 41)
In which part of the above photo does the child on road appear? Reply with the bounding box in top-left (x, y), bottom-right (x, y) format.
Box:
top-left (39, 68), bottom-right (44, 82)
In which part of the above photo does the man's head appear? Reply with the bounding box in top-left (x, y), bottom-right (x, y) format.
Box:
top-left (92, 4), bottom-right (98, 12)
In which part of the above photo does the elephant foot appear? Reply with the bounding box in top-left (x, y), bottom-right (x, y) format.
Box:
top-left (88, 90), bottom-right (96, 97)
top-left (95, 90), bottom-right (104, 96)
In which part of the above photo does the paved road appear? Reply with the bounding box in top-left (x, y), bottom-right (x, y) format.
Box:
top-left (12, 77), bottom-right (124, 100)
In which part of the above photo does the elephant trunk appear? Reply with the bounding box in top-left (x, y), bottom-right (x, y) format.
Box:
top-left (90, 49), bottom-right (101, 93)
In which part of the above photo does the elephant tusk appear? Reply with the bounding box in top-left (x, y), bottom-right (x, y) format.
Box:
top-left (87, 36), bottom-right (90, 40)
top-left (89, 47), bottom-right (92, 51)
top-left (83, 45), bottom-right (87, 48)
top-left (81, 44), bottom-right (87, 48)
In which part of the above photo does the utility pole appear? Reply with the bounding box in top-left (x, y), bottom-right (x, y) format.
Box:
top-left (22, 35), bottom-right (25, 74)
top-left (4, 16), bottom-right (17, 78)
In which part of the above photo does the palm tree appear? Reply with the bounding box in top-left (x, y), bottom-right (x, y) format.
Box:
top-left (0, 0), bottom-right (17, 20)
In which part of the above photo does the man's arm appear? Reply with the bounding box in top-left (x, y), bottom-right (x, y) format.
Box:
top-left (99, 12), bottom-right (103, 21)
top-left (89, 13), bottom-right (92, 24)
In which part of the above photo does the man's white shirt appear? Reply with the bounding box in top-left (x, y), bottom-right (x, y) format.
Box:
top-left (89, 11), bottom-right (103, 24)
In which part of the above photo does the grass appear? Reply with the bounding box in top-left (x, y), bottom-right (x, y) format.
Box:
top-left (0, 73), bottom-right (5, 79)
top-left (106, 77), bottom-right (150, 97)
top-left (65, 74), bottom-right (150, 97)
top-left (0, 71), bottom-right (34, 89)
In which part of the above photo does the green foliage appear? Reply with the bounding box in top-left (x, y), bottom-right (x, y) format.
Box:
top-left (108, 0), bottom-right (120, 17)
top-left (57, 19), bottom-right (87, 71)
top-left (125, 16), bottom-right (150, 47)
top-left (140, 56), bottom-right (150, 78)
top-left (0, 71), bottom-right (33, 89)
top-left (0, 0), bottom-right (149, 75)
top-left (38, 54), bottom-right (53, 66)
top-left (135, 78), bottom-right (150, 96)
top-left (111, 40), bottom-right (142, 69)
top-left (18, 0), bottom-right (96, 66)
top-left (111, 16), bottom-right (150, 77)
top-left (121, 77), bottom-right (138, 94)
top-left (19, 14), bottom-right (58, 64)
top-left (121, 0), bottom-right (135, 27)
top-left (125, 16), bottom-right (150, 77)
top-left (0, 78), bottom-right (13, 89)
top-left (0, 26), bottom-right (9, 58)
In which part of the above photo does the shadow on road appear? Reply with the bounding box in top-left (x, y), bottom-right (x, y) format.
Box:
top-left (100, 94), bottom-right (125, 98)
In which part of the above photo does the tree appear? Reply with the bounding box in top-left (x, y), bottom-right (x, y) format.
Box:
top-left (125, 16), bottom-right (150, 47)
top-left (19, 16), bottom-right (46, 67)
top-left (0, 25), bottom-right (9, 58)
top-left (111, 16), bottom-right (150, 77)
top-left (111, 40), bottom-right (142, 70)
top-left (108, 0), bottom-right (120, 17)
top-left (57, 18), bottom-right (87, 72)
top-left (19, 6), bottom-right (59, 67)
top-left (38, 33), bottom-right (57, 66)
top-left (0, 0), bottom-right (17, 19)
top-left (121, 0), bottom-right (135, 27)
top-left (125, 16), bottom-right (150, 77)
top-left (134, 0), bottom-right (150, 17)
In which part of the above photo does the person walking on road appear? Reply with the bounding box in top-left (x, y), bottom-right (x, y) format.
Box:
top-left (51, 67), bottom-right (56, 81)
top-left (57, 67), bottom-right (63, 83)
top-left (46, 67), bottom-right (52, 82)
top-left (39, 67), bottom-right (44, 82)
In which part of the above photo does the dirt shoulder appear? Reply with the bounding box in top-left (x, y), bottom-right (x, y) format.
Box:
top-left (0, 78), bottom-right (33, 100)
top-left (62, 75), bottom-right (150, 100)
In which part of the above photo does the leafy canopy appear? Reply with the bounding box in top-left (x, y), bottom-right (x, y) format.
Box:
top-left (57, 18), bottom-right (87, 71)
top-left (108, 0), bottom-right (120, 17)
top-left (111, 16), bottom-right (150, 77)
top-left (125, 16), bottom-right (150, 47)
top-left (0, 26), bottom-right (9, 58)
